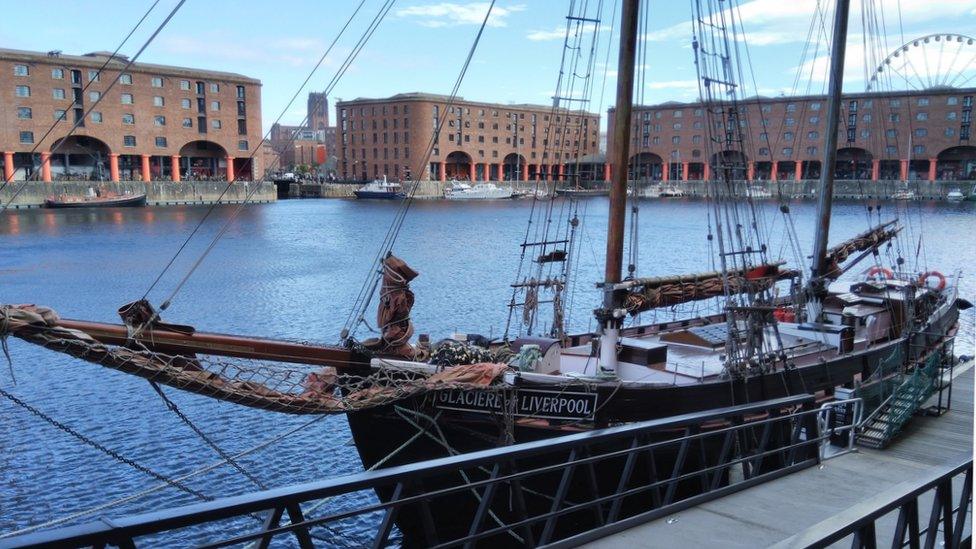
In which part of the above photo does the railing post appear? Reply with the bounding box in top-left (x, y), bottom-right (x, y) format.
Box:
top-left (373, 481), bottom-right (405, 549)
top-left (257, 507), bottom-right (285, 549)
top-left (463, 462), bottom-right (501, 549)
top-left (285, 503), bottom-right (314, 549)
top-left (951, 466), bottom-right (972, 549)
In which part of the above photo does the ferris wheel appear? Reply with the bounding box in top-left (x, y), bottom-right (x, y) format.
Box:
top-left (866, 33), bottom-right (976, 91)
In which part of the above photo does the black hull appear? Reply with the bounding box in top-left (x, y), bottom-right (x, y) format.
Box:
top-left (347, 303), bottom-right (959, 546)
top-left (44, 194), bottom-right (147, 208)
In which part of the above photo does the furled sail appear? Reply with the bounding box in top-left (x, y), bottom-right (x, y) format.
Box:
top-left (821, 220), bottom-right (900, 279)
top-left (620, 263), bottom-right (799, 314)
top-left (362, 254), bottom-right (418, 358)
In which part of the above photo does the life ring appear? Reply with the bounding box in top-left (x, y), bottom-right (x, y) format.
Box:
top-left (866, 266), bottom-right (894, 280)
top-left (918, 271), bottom-right (947, 291)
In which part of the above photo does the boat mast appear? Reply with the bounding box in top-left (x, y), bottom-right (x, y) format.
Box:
top-left (598, 0), bottom-right (639, 375)
top-left (808, 0), bottom-right (851, 320)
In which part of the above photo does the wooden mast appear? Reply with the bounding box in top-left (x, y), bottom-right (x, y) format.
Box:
top-left (598, 0), bottom-right (639, 375)
top-left (808, 0), bottom-right (851, 318)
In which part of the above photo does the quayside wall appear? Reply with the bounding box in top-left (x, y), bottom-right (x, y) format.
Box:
top-left (1, 180), bottom-right (277, 209)
top-left (286, 179), bottom-right (974, 200)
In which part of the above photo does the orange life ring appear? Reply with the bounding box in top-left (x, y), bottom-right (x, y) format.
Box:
top-left (866, 266), bottom-right (894, 280)
top-left (918, 271), bottom-right (947, 291)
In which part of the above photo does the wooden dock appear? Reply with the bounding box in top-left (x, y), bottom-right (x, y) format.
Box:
top-left (585, 361), bottom-right (974, 548)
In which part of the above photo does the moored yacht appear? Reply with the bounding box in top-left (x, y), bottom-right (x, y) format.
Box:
top-left (353, 176), bottom-right (406, 199)
top-left (444, 181), bottom-right (513, 200)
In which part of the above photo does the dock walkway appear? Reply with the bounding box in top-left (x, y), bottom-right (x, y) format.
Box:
top-left (586, 361), bottom-right (974, 548)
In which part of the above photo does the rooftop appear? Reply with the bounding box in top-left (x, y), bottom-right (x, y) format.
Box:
top-left (337, 92), bottom-right (599, 117)
top-left (608, 86), bottom-right (976, 112)
top-left (0, 47), bottom-right (260, 84)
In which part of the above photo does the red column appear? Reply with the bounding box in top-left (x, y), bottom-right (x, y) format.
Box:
top-left (747, 161), bottom-right (755, 181)
top-left (468, 162), bottom-right (475, 182)
top-left (682, 162), bottom-right (689, 181)
top-left (662, 162), bottom-right (669, 182)
top-left (482, 162), bottom-right (489, 181)
top-left (521, 162), bottom-right (528, 181)
top-left (603, 162), bottom-right (610, 181)
top-left (171, 155), bottom-right (180, 182)
top-left (703, 162), bottom-right (711, 181)
top-left (226, 156), bottom-right (235, 182)
top-left (40, 152), bottom-right (52, 183)
top-left (534, 165), bottom-right (541, 181)
top-left (3, 151), bottom-right (14, 182)
top-left (770, 160), bottom-right (779, 182)
top-left (141, 154), bottom-right (151, 182)
top-left (899, 159), bottom-right (909, 180)
top-left (438, 161), bottom-right (446, 182)
top-left (557, 163), bottom-right (564, 181)
top-left (927, 158), bottom-right (937, 181)
top-left (108, 153), bottom-right (120, 182)
top-left (795, 161), bottom-right (803, 181)
top-left (496, 163), bottom-right (504, 181)
top-left (871, 159), bottom-right (879, 181)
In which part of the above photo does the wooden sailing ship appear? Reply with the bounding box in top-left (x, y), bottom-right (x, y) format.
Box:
top-left (0, 0), bottom-right (969, 545)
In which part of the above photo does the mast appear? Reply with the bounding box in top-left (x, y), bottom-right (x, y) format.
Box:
top-left (598, 0), bottom-right (639, 375)
top-left (808, 0), bottom-right (851, 318)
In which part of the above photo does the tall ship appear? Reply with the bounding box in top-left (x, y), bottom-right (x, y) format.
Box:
top-left (0, 0), bottom-right (968, 545)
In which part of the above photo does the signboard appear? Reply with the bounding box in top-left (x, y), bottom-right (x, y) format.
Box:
top-left (435, 388), bottom-right (598, 421)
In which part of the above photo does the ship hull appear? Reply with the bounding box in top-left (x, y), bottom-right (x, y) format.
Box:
top-left (44, 193), bottom-right (147, 208)
top-left (353, 191), bottom-right (406, 199)
top-left (347, 302), bottom-right (959, 546)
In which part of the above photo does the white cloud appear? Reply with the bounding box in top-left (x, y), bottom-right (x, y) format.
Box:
top-left (527, 22), bottom-right (603, 42)
top-left (645, 0), bottom-right (976, 47)
top-left (395, 2), bottom-right (526, 28)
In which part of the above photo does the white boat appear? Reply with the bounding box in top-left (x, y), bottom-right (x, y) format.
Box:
top-left (636, 184), bottom-right (661, 198)
top-left (659, 184), bottom-right (685, 198)
top-left (444, 181), bottom-right (513, 200)
top-left (354, 176), bottom-right (405, 200)
top-left (892, 189), bottom-right (916, 201)
top-left (946, 188), bottom-right (965, 202)
top-left (745, 185), bottom-right (772, 199)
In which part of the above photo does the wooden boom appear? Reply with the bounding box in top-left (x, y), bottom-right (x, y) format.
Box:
top-left (55, 318), bottom-right (361, 368)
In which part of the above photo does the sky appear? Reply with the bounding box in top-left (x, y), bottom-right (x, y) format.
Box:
top-left (2, 0), bottom-right (975, 133)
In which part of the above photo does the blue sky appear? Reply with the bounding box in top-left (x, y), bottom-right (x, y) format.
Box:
top-left (3, 0), bottom-right (975, 132)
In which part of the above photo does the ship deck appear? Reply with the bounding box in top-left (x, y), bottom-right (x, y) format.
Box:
top-left (584, 360), bottom-right (974, 548)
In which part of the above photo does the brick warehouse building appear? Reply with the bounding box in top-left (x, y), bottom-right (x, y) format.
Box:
top-left (607, 88), bottom-right (976, 183)
top-left (336, 93), bottom-right (600, 182)
top-left (0, 48), bottom-right (263, 182)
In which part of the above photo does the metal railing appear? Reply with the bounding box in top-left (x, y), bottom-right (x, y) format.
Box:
top-left (1, 393), bottom-right (856, 549)
top-left (817, 398), bottom-right (864, 459)
top-left (774, 458), bottom-right (972, 549)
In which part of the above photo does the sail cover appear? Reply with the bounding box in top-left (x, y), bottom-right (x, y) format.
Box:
top-left (364, 254), bottom-right (418, 358)
top-left (821, 221), bottom-right (900, 279)
top-left (623, 263), bottom-right (798, 314)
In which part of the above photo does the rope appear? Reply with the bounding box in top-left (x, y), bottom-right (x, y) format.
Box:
top-left (0, 386), bottom-right (210, 501)
top-left (148, 381), bottom-right (267, 490)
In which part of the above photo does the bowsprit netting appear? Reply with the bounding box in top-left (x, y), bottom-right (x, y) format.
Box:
top-left (0, 304), bottom-right (509, 415)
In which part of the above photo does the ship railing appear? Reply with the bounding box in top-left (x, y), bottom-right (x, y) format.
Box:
top-left (1, 393), bottom-right (861, 549)
top-left (817, 397), bottom-right (863, 460)
top-left (774, 457), bottom-right (972, 549)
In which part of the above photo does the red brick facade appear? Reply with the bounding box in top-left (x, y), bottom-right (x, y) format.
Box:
top-left (607, 88), bottom-right (976, 181)
top-left (336, 93), bottom-right (600, 181)
top-left (0, 48), bottom-right (262, 182)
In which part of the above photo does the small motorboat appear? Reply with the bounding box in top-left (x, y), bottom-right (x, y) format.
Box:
top-left (44, 189), bottom-right (147, 208)
top-left (353, 176), bottom-right (405, 200)
top-left (892, 189), bottom-right (916, 200)
top-left (745, 185), bottom-right (772, 199)
top-left (946, 188), bottom-right (965, 202)
top-left (659, 184), bottom-right (686, 198)
top-left (444, 181), bottom-right (513, 200)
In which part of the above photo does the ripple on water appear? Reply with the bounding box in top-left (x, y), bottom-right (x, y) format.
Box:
top-left (0, 198), bottom-right (973, 539)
